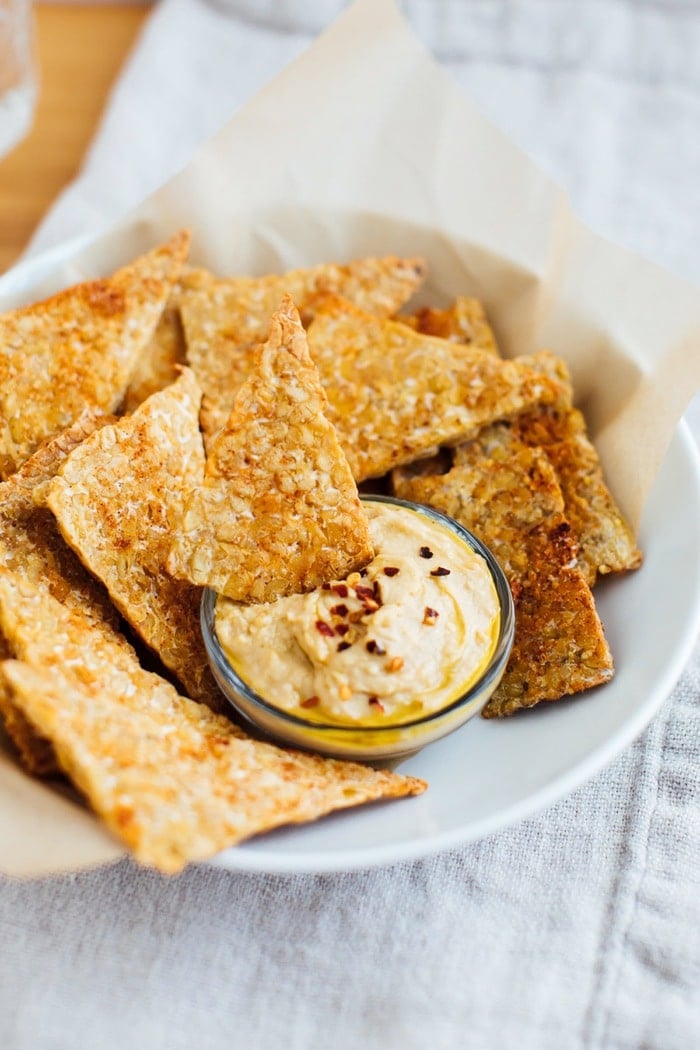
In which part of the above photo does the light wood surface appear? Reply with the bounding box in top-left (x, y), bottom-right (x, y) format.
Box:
top-left (0, 3), bottom-right (149, 274)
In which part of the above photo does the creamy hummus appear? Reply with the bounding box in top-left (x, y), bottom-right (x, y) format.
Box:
top-left (214, 502), bottom-right (500, 726)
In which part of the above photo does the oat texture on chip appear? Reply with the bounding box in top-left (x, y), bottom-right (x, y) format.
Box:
top-left (511, 357), bottom-right (642, 585)
top-left (45, 368), bottom-right (224, 712)
top-left (0, 231), bottom-right (191, 478)
top-left (0, 412), bottom-right (135, 775)
top-left (0, 656), bottom-right (426, 873)
top-left (179, 255), bottom-right (426, 441)
top-left (305, 297), bottom-right (565, 481)
top-left (398, 297), bottom-right (500, 357)
top-left (168, 296), bottom-right (374, 602)
top-left (393, 421), bottom-right (614, 715)
top-left (122, 268), bottom-right (213, 413)
top-left (0, 670), bottom-right (57, 777)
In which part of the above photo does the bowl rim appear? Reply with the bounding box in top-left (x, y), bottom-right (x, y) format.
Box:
top-left (200, 494), bottom-right (515, 737)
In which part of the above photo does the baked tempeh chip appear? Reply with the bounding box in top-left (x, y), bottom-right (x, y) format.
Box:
top-left (306, 297), bottom-right (565, 481)
top-left (45, 369), bottom-right (223, 711)
top-left (393, 422), bottom-right (614, 715)
top-left (0, 413), bottom-right (134, 775)
top-left (512, 355), bottom-right (641, 584)
top-left (179, 255), bottom-right (426, 441)
top-left (0, 573), bottom-right (425, 873)
top-left (397, 296), bottom-right (500, 356)
top-left (0, 231), bottom-right (190, 477)
top-left (122, 268), bottom-right (212, 413)
top-left (168, 296), bottom-right (374, 602)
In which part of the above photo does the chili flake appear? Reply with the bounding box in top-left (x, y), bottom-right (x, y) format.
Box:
top-left (315, 620), bottom-right (334, 637)
top-left (332, 583), bottom-right (349, 598)
top-left (368, 697), bottom-right (385, 713)
top-left (301, 696), bottom-right (320, 708)
top-left (430, 566), bottom-right (451, 577)
top-left (335, 623), bottom-right (350, 636)
top-left (383, 566), bottom-right (400, 577)
top-left (419, 546), bottom-right (434, 559)
top-left (366, 639), bottom-right (386, 655)
top-left (337, 640), bottom-right (352, 652)
top-left (423, 606), bottom-right (440, 625)
top-left (330, 603), bottom-right (349, 617)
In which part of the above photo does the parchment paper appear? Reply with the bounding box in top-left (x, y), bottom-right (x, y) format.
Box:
top-left (1, 0), bottom-right (699, 876)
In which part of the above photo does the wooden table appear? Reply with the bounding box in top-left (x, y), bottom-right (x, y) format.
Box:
top-left (0, 3), bottom-right (149, 274)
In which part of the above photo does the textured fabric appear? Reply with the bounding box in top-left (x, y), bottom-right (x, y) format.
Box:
top-left (2, 2), bottom-right (700, 1048)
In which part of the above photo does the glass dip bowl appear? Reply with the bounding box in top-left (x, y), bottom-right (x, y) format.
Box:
top-left (200, 495), bottom-right (514, 761)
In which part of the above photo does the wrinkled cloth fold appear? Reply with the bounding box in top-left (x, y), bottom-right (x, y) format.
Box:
top-left (3, 2), bottom-right (700, 1048)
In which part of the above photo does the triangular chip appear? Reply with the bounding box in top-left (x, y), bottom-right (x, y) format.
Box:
top-left (168, 296), bottom-right (374, 602)
top-left (0, 231), bottom-right (190, 478)
top-left (0, 413), bottom-right (134, 775)
top-left (393, 421), bottom-right (614, 715)
top-left (179, 255), bottom-right (426, 441)
top-left (397, 296), bottom-right (500, 356)
top-left (45, 368), bottom-right (224, 711)
top-left (306, 297), bottom-right (566, 481)
top-left (0, 573), bottom-right (425, 873)
top-left (122, 267), bottom-right (212, 413)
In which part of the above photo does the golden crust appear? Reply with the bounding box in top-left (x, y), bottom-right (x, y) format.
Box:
top-left (0, 573), bottom-right (424, 872)
top-left (45, 369), bottom-right (224, 712)
top-left (0, 413), bottom-right (133, 775)
top-left (122, 268), bottom-right (212, 413)
top-left (306, 297), bottom-right (564, 481)
top-left (0, 231), bottom-right (191, 477)
top-left (168, 296), bottom-right (374, 602)
top-left (1, 657), bottom-right (425, 874)
top-left (398, 297), bottom-right (500, 356)
top-left (392, 421), bottom-right (614, 714)
top-left (514, 398), bottom-right (642, 585)
top-left (179, 255), bottom-right (426, 441)
top-left (0, 669), bottom-right (58, 777)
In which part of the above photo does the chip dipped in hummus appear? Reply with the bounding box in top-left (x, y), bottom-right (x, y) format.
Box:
top-left (214, 499), bottom-right (502, 727)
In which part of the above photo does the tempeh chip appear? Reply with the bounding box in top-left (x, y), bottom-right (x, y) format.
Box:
top-left (0, 230), bottom-right (191, 477)
top-left (397, 296), bottom-right (500, 356)
top-left (392, 421), bottom-right (614, 715)
top-left (45, 368), bottom-right (224, 712)
top-left (179, 255), bottom-right (426, 441)
top-left (168, 296), bottom-right (374, 602)
top-left (306, 297), bottom-right (566, 481)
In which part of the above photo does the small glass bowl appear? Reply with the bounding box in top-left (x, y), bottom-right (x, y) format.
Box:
top-left (200, 495), bottom-right (514, 761)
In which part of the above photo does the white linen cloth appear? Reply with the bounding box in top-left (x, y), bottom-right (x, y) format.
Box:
top-left (2, 2), bottom-right (700, 1047)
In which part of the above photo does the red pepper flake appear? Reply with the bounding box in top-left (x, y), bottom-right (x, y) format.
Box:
top-left (337, 640), bottom-right (352, 652)
top-left (321, 582), bottom-right (332, 590)
top-left (366, 639), bottom-right (386, 655)
top-left (354, 584), bottom-right (375, 602)
top-left (315, 620), bottom-right (334, 637)
top-left (423, 606), bottom-right (439, 625)
top-left (330, 603), bottom-right (349, 617)
top-left (368, 696), bottom-right (385, 713)
top-left (419, 546), bottom-right (434, 559)
top-left (430, 566), bottom-right (451, 577)
top-left (383, 566), bottom-right (400, 577)
top-left (332, 583), bottom-right (349, 598)
top-left (301, 696), bottom-right (320, 708)
top-left (385, 656), bottom-right (404, 673)
top-left (335, 623), bottom-right (350, 636)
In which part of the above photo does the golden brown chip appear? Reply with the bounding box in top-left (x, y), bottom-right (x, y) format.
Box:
top-left (0, 231), bottom-right (191, 478)
top-left (0, 413), bottom-right (134, 774)
top-left (1, 656), bottom-right (425, 873)
top-left (306, 297), bottom-right (564, 481)
top-left (398, 297), bottom-right (500, 356)
top-left (122, 268), bottom-right (213, 413)
top-left (45, 369), bottom-right (224, 711)
top-left (168, 296), bottom-right (374, 602)
top-left (393, 421), bottom-right (614, 714)
top-left (179, 255), bottom-right (426, 441)
top-left (510, 359), bottom-right (641, 583)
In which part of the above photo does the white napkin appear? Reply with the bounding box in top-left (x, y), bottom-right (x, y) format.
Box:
top-left (3, 3), bottom-right (700, 1049)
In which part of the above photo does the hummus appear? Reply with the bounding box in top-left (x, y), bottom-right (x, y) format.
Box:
top-left (214, 501), bottom-right (500, 726)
